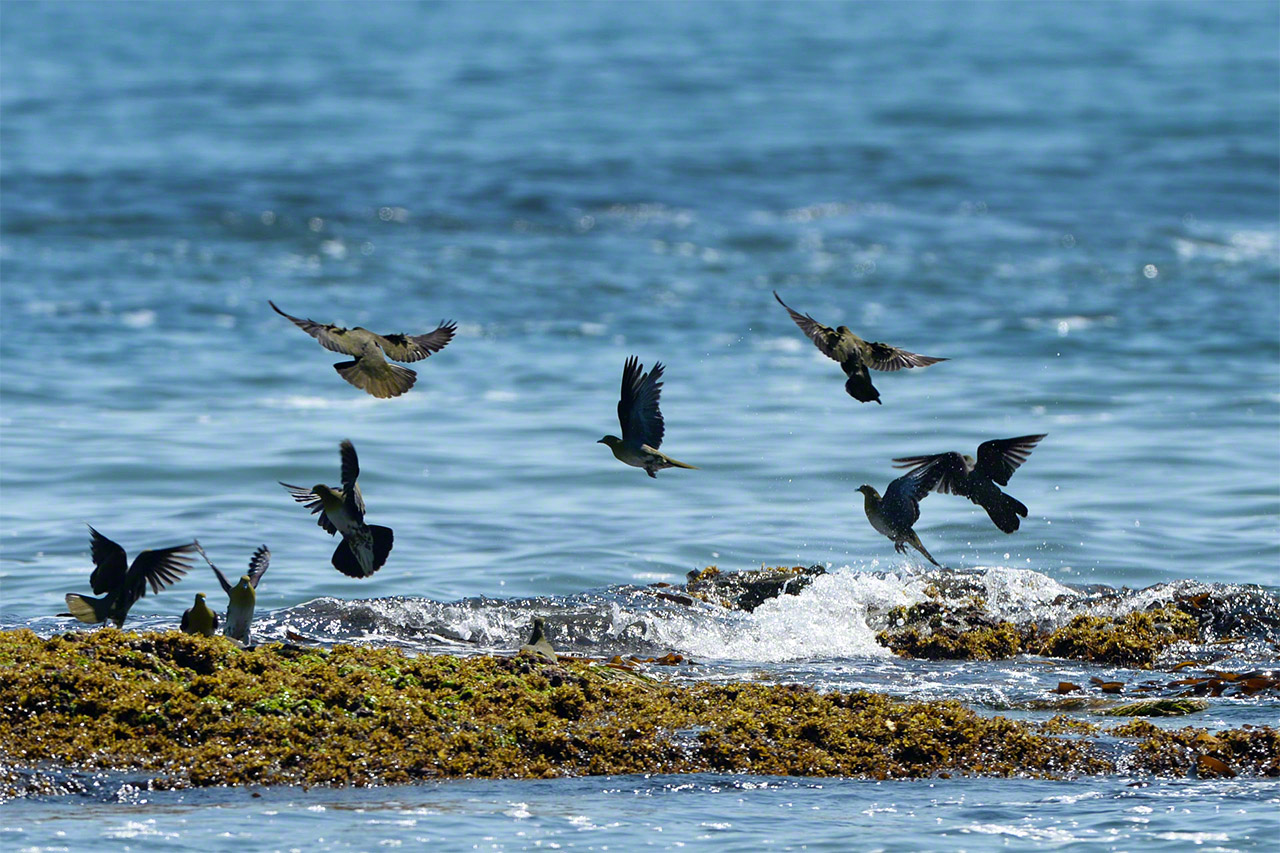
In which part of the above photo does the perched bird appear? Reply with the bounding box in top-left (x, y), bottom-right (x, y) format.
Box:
top-left (774, 291), bottom-right (946, 403)
top-left (194, 541), bottom-right (270, 643)
top-left (857, 463), bottom-right (945, 566)
top-left (180, 593), bottom-right (219, 637)
top-left (598, 356), bottom-right (698, 478)
top-left (269, 300), bottom-right (456, 399)
top-left (60, 526), bottom-right (196, 628)
top-left (892, 434), bottom-right (1047, 533)
top-left (280, 439), bottom-right (394, 578)
top-left (519, 617), bottom-right (558, 663)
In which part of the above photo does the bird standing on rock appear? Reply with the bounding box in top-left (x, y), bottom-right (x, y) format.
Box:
top-left (892, 434), bottom-right (1047, 533)
top-left (270, 300), bottom-right (455, 398)
top-left (519, 617), bottom-right (559, 663)
top-left (194, 541), bottom-right (270, 642)
top-left (280, 440), bottom-right (394, 578)
top-left (599, 356), bottom-right (698, 478)
top-left (857, 463), bottom-right (945, 566)
top-left (774, 291), bottom-right (946, 403)
top-left (180, 593), bottom-right (219, 637)
top-left (61, 527), bottom-right (196, 628)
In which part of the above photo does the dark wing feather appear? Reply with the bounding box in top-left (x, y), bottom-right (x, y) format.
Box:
top-left (269, 300), bottom-right (364, 356)
top-left (864, 341), bottom-right (948, 372)
top-left (279, 482), bottom-right (339, 534)
top-left (892, 451), bottom-right (973, 496)
top-left (248, 545), bottom-right (271, 588)
top-left (87, 525), bottom-right (129, 595)
top-left (339, 439), bottom-right (366, 519)
top-left (193, 540), bottom-right (234, 596)
top-left (374, 322), bottom-right (456, 363)
top-left (774, 291), bottom-right (851, 362)
top-left (128, 543), bottom-right (196, 595)
top-left (618, 356), bottom-right (665, 449)
top-left (975, 434), bottom-right (1046, 486)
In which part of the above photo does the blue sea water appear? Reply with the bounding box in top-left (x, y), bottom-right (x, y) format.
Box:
top-left (2, 1), bottom-right (1278, 849)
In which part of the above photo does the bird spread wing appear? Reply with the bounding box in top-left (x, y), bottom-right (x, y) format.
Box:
top-left (374, 322), bottom-right (457, 363)
top-left (128, 543), bottom-right (196, 595)
top-left (617, 356), bottom-right (665, 450)
top-left (891, 451), bottom-right (974, 496)
top-left (269, 301), bottom-right (366, 356)
top-left (248, 545), bottom-right (271, 588)
top-left (975, 434), bottom-right (1046, 486)
top-left (340, 439), bottom-right (367, 520)
top-left (87, 526), bottom-right (129, 595)
top-left (883, 462), bottom-right (945, 517)
top-left (774, 291), bottom-right (860, 363)
top-left (863, 341), bottom-right (948, 372)
top-left (193, 540), bottom-right (234, 596)
top-left (279, 482), bottom-right (339, 534)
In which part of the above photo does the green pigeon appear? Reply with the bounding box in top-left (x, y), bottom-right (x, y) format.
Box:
top-left (774, 291), bottom-right (946, 403)
top-left (599, 356), bottom-right (698, 478)
top-left (893, 434), bottom-right (1047, 533)
top-left (194, 541), bottom-right (270, 643)
top-left (180, 593), bottom-right (219, 637)
top-left (270, 300), bottom-right (456, 398)
top-left (61, 526), bottom-right (196, 628)
top-left (519, 617), bottom-right (559, 663)
top-left (280, 439), bottom-right (394, 577)
top-left (857, 462), bottom-right (945, 566)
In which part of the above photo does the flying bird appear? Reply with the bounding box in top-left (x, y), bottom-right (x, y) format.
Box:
top-left (180, 593), bottom-right (219, 637)
top-left (60, 526), bottom-right (196, 628)
top-left (892, 434), bottom-right (1047, 533)
top-left (857, 463), bottom-right (945, 566)
top-left (270, 300), bottom-right (455, 398)
top-left (774, 291), bottom-right (946, 403)
top-left (280, 439), bottom-right (394, 578)
top-left (598, 356), bottom-right (698, 478)
top-left (194, 541), bottom-right (270, 643)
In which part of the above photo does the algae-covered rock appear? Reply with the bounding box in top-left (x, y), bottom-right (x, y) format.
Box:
top-left (1102, 699), bottom-right (1210, 717)
top-left (1035, 607), bottom-right (1199, 668)
top-left (683, 565), bottom-right (826, 611)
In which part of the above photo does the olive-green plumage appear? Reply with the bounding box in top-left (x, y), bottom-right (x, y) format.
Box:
top-left (774, 291), bottom-right (946, 404)
top-left (270, 300), bottom-right (456, 398)
top-left (60, 526), bottom-right (196, 629)
top-left (519, 617), bottom-right (559, 663)
top-left (599, 356), bottom-right (698, 477)
top-left (195, 541), bottom-right (270, 643)
top-left (180, 593), bottom-right (219, 637)
top-left (280, 439), bottom-right (393, 577)
top-left (858, 463), bottom-right (945, 566)
top-left (893, 434), bottom-right (1047, 534)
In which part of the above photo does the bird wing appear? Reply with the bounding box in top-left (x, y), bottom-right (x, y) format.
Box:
top-left (248, 545), bottom-right (271, 588)
top-left (774, 291), bottom-right (859, 362)
top-left (279, 482), bottom-right (339, 534)
top-left (975, 434), bottom-right (1046, 486)
top-left (617, 356), bottom-right (665, 450)
top-left (127, 543), bottom-right (196, 595)
top-left (891, 451), bottom-right (973, 496)
top-left (883, 462), bottom-right (945, 520)
top-left (192, 540), bottom-right (234, 596)
top-left (269, 300), bottom-right (365, 356)
top-left (340, 439), bottom-right (367, 520)
top-left (373, 321), bottom-right (457, 363)
top-left (863, 341), bottom-right (948, 372)
top-left (87, 525), bottom-right (129, 595)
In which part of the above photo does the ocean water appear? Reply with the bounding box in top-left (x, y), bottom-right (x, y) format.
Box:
top-left (1, 0), bottom-right (1278, 848)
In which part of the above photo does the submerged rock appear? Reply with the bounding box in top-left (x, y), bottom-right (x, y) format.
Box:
top-left (2, 628), bottom-right (1278, 797)
top-left (680, 564), bottom-right (827, 612)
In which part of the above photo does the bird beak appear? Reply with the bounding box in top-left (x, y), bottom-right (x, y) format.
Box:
top-left (596, 438), bottom-right (606, 444)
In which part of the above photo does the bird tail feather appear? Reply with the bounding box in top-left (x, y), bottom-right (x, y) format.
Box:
top-left (63, 593), bottom-right (110, 624)
top-left (333, 359), bottom-right (417, 399)
top-left (985, 494), bottom-right (1028, 534)
top-left (664, 456), bottom-right (698, 470)
top-left (843, 372), bottom-right (881, 404)
top-left (907, 532), bottom-right (942, 567)
top-left (331, 526), bottom-right (394, 578)
top-left (371, 525), bottom-right (394, 571)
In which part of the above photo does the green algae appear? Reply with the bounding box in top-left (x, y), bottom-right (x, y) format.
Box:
top-left (1, 629), bottom-right (1276, 796)
top-left (1102, 699), bottom-right (1210, 717)
top-left (877, 602), bottom-right (1203, 667)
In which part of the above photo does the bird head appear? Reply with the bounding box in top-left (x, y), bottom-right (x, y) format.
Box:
top-left (195, 592), bottom-right (206, 602)
top-left (598, 435), bottom-right (622, 449)
top-left (312, 485), bottom-right (343, 511)
top-left (236, 575), bottom-right (253, 590)
top-left (856, 485), bottom-right (878, 499)
top-left (837, 325), bottom-right (852, 335)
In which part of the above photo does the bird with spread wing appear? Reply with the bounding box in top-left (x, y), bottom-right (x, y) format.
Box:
top-left (774, 291), bottom-right (946, 404)
top-left (270, 300), bottom-right (455, 398)
top-left (193, 541), bottom-right (271, 642)
top-left (61, 526), bottom-right (196, 628)
top-left (598, 356), bottom-right (698, 478)
top-left (280, 440), bottom-right (393, 578)
top-left (857, 462), bottom-right (945, 566)
top-left (892, 434), bottom-right (1046, 533)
